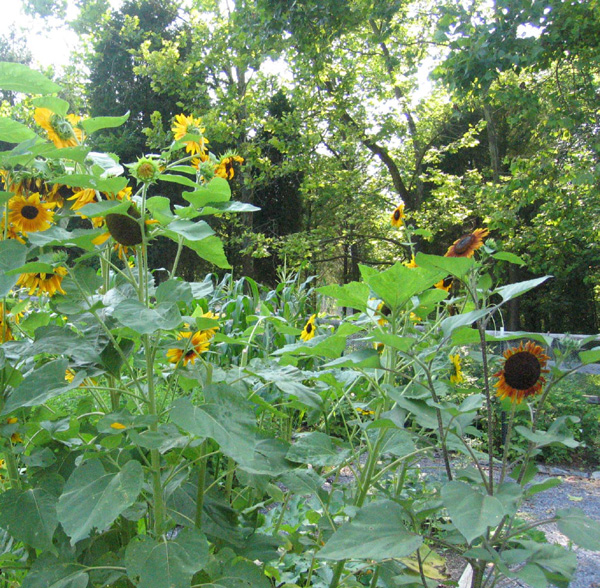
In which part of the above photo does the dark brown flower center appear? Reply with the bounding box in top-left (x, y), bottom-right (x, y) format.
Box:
top-left (306, 323), bottom-right (313, 334)
top-left (504, 351), bottom-right (541, 390)
top-left (393, 209), bottom-right (401, 221)
top-left (454, 234), bottom-right (476, 255)
top-left (21, 205), bottom-right (39, 220)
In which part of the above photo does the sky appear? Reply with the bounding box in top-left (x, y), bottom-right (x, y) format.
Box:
top-left (0, 2), bottom-right (85, 69)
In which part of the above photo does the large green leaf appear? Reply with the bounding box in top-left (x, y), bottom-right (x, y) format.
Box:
top-left (183, 177), bottom-right (231, 207)
top-left (0, 62), bottom-right (61, 93)
top-left (81, 112), bottom-right (130, 134)
top-left (441, 308), bottom-right (490, 337)
top-left (286, 432), bottom-right (351, 467)
top-left (317, 282), bottom-right (371, 312)
top-left (57, 459), bottom-right (144, 545)
top-left (21, 555), bottom-right (88, 588)
top-left (52, 173), bottom-right (127, 194)
top-left (112, 300), bottom-right (182, 334)
top-left (31, 96), bottom-right (70, 116)
top-left (415, 252), bottom-right (475, 278)
top-left (183, 235), bottom-right (231, 268)
top-left (0, 487), bottom-right (58, 550)
top-left (171, 385), bottom-right (258, 464)
top-left (198, 201), bottom-right (260, 214)
top-left (0, 239), bottom-right (27, 297)
top-left (515, 416), bottom-right (580, 449)
top-left (146, 196), bottom-right (175, 224)
top-left (493, 276), bottom-right (551, 302)
top-left (0, 118), bottom-right (37, 142)
top-left (365, 263), bottom-right (445, 310)
top-left (125, 529), bottom-right (209, 588)
top-left (556, 508), bottom-right (600, 550)
top-left (163, 219), bottom-right (214, 241)
top-left (2, 359), bottom-right (85, 414)
top-left (318, 500), bottom-right (422, 560)
top-left (441, 481), bottom-right (504, 543)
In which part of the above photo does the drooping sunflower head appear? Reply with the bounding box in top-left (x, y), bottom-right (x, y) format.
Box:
top-left (34, 108), bottom-right (83, 149)
top-left (390, 203), bottom-right (405, 228)
top-left (16, 266), bottom-right (68, 297)
top-left (449, 353), bottom-right (465, 384)
top-left (445, 228), bottom-right (489, 258)
top-left (172, 114), bottom-right (209, 156)
top-left (376, 301), bottom-right (391, 326)
top-left (434, 276), bottom-right (453, 292)
top-left (300, 314), bottom-right (317, 341)
top-left (494, 341), bottom-right (550, 404)
top-left (214, 155), bottom-right (244, 180)
top-left (8, 193), bottom-right (55, 234)
top-left (105, 205), bottom-right (143, 247)
top-left (167, 330), bottom-right (211, 366)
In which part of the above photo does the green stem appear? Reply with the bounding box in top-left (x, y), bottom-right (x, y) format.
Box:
top-left (169, 235), bottom-right (185, 279)
top-left (195, 440), bottom-right (209, 530)
top-left (478, 319), bottom-right (495, 494)
top-left (3, 447), bottom-right (21, 489)
top-left (499, 402), bottom-right (517, 484)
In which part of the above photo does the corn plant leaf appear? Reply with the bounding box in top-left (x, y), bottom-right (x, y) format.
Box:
top-left (57, 459), bottom-right (144, 545)
top-left (318, 500), bottom-right (422, 560)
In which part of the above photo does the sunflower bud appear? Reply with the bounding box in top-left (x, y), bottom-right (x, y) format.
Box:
top-left (105, 205), bottom-right (143, 246)
top-left (129, 156), bottom-right (161, 184)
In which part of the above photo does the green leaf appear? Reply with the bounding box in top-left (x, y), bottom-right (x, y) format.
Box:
top-left (525, 477), bottom-right (562, 497)
top-left (371, 333), bottom-right (414, 352)
top-left (183, 177), bottom-right (231, 207)
top-left (492, 251), bottom-right (526, 266)
top-left (272, 334), bottom-right (347, 359)
top-left (57, 459), bottom-right (144, 545)
top-left (52, 173), bottom-right (127, 194)
top-left (158, 173), bottom-right (201, 189)
top-left (322, 348), bottom-right (382, 369)
top-left (318, 500), bottom-right (422, 560)
top-left (556, 508), bottom-right (600, 550)
top-left (27, 226), bottom-right (100, 251)
top-left (441, 481), bottom-right (504, 543)
top-left (78, 199), bottom-right (131, 218)
top-left (2, 359), bottom-right (85, 414)
top-left (21, 554), bottom-right (88, 588)
top-left (515, 417), bottom-right (580, 448)
top-left (5, 261), bottom-right (55, 276)
top-left (365, 263), bottom-right (445, 310)
top-left (126, 528), bottom-right (209, 588)
top-left (81, 111), bottom-right (130, 134)
top-left (0, 487), bottom-right (58, 550)
top-left (163, 219), bottom-right (214, 241)
top-left (0, 61), bottom-right (61, 93)
top-left (183, 235), bottom-right (231, 268)
top-left (415, 252), bottom-right (475, 278)
top-left (146, 196), bottom-right (174, 224)
top-left (441, 309), bottom-right (490, 337)
top-left (86, 151), bottom-right (124, 176)
top-left (493, 276), bottom-right (551, 302)
top-left (317, 282), bottom-right (370, 312)
top-left (171, 386), bottom-right (258, 464)
top-left (579, 348), bottom-right (600, 365)
top-left (286, 432), bottom-right (350, 467)
top-left (0, 118), bottom-right (37, 142)
top-left (31, 96), bottom-right (70, 116)
top-left (156, 279), bottom-right (193, 304)
top-left (112, 300), bottom-right (182, 335)
top-left (198, 201), bottom-right (260, 214)
top-left (0, 239), bottom-right (27, 297)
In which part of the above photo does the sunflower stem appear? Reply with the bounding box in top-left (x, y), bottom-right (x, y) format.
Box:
top-left (499, 401), bottom-right (517, 484)
top-left (478, 319), bottom-right (495, 495)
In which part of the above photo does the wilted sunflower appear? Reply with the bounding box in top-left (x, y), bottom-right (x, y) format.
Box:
top-left (449, 354), bottom-right (465, 384)
top-left (215, 155), bottom-right (244, 180)
top-left (34, 108), bottom-right (83, 149)
top-left (300, 314), bottom-right (317, 341)
top-left (16, 266), bottom-right (68, 297)
top-left (390, 203), bottom-right (405, 228)
top-left (8, 193), bottom-right (54, 234)
top-left (167, 330), bottom-right (211, 366)
top-left (494, 341), bottom-right (550, 404)
top-left (445, 228), bottom-right (489, 258)
top-left (172, 114), bottom-right (209, 156)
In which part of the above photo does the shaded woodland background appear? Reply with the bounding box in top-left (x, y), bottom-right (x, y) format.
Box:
top-left (3, 0), bottom-right (600, 333)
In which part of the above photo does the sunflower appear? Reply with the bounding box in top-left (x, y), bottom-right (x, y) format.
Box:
top-left (376, 302), bottom-right (391, 326)
top-left (449, 354), bottom-right (465, 384)
top-left (172, 114), bottom-right (209, 156)
top-left (403, 255), bottom-right (417, 268)
top-left (390, 203), bottom-right (405, 228)
top-left (214, 155), bottom-right (244, 180)
top-left (0, 315), bottom-right (13, 343)
top-left (68, 188), bottom-right (97, 211)
top-left (300, 314), bottom-right (317, 341)
top-left (8, 193), bottom-right (54, 234)
top-left (0, 219), bottom-right (26, 243)
top-left (198, 311), bottom-right (220, 338)
top-left (434, 276), bottom-right (453, 292)
top-left (16, 266), bottom-right (68, 297)
top-left (494, 341), bottom-right (550, 404)
top-left (167, 330), bottom-right (211, 366)
top-left (445, 228), bottom-right (489, 258)
top-left (34, 108), bottom-right (83, 149)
